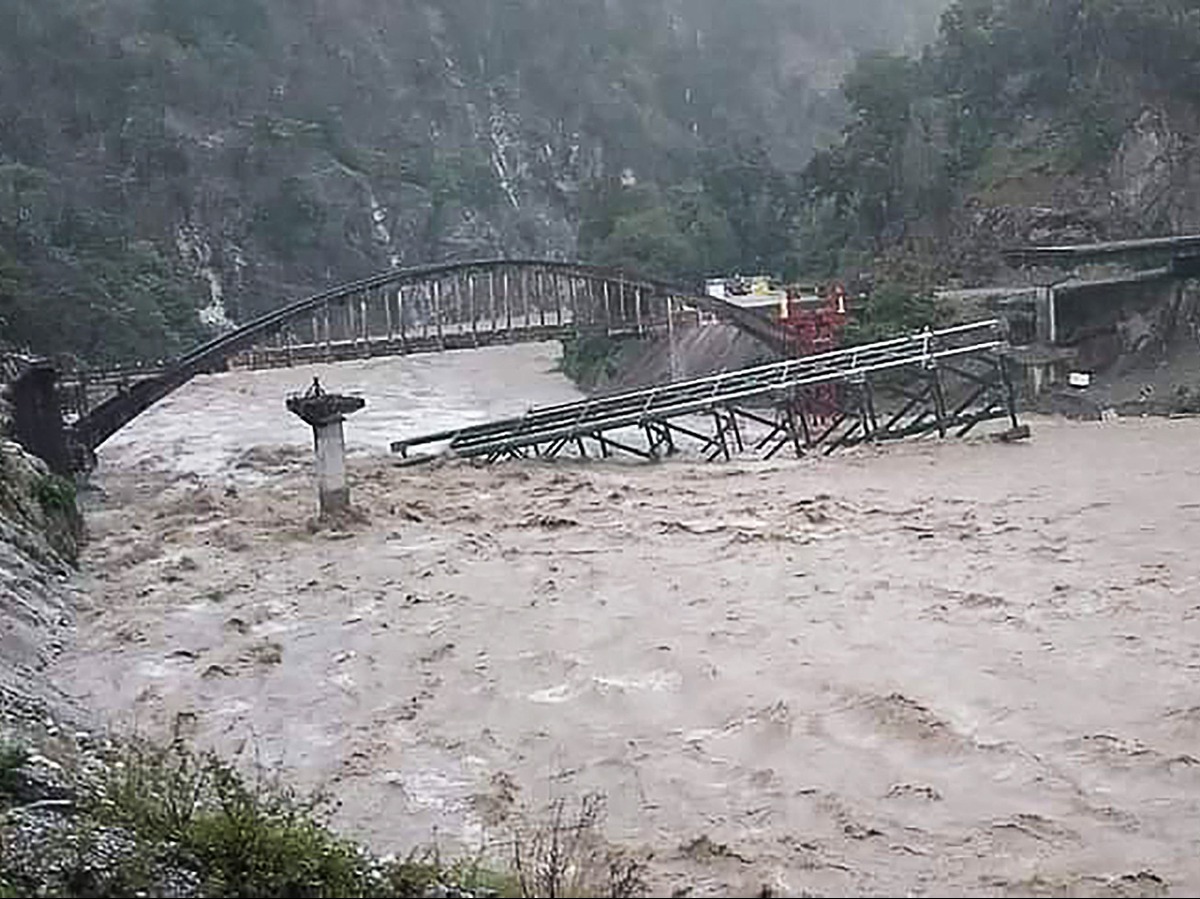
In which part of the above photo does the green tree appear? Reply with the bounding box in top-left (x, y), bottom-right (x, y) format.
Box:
top-left (253, 178), bottom-right (326, 260)
top-left (846, 283), bottom-right (939, 344)
top-left (803, 52), bottom-right (921, 254)
top-left (593, 205), bottom-right (699, 281)
top-left (579, 178), bottom-right (741, 282)
top-left (699, 139), bottom-right (800, 277)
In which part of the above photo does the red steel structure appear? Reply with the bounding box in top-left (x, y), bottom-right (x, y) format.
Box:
top-left (779, 283), bottom-right (849, 425)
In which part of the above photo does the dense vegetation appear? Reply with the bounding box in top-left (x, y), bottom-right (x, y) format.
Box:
top-left (595, 0), bottom-right (1200, 294)
top-left (800, 0), bottom-right (1200, 279)
top-left (0, 737), bottom-right (511, 898)
top-left (7, 0), bottom-right (1197, 365)
top-left (0, 0), bottom-right (943, 364)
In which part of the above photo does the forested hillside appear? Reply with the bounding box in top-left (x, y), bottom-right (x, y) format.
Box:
top-left (0, 0), bottom-right (944, 364)
top-left (801, 0), bottom-right (1200, 284)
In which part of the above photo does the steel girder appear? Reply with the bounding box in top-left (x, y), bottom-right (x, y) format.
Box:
top-left (392, 320), bottom-right (1023, 465)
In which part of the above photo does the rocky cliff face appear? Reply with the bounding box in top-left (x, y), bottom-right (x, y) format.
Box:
top-left (0, 0), bottom-right (946, 363)
top-left (800, 2), bottom-right (1200, 288)
top-left (950, 106), bottom-right (1200, 279)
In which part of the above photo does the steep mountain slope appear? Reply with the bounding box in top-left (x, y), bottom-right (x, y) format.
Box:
top-left (0, 0), bottom-right (945, 364)
top-left (802, 0), bottom-right (1200, 284)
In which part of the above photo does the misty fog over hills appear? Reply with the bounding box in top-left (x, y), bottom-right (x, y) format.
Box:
top-left (0, 0), bottom-right (946, 362)
top-left (11, 1), bottom-right (1200, 368)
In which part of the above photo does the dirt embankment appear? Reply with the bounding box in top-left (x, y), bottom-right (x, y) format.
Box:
top-left (0, 439), bottom-right (82, 721)
top-left (578, 322), bottom-right (777, 394)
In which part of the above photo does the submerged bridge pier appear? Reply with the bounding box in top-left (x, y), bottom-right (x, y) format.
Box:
top-left (286, 379), bottom-right (366, 519)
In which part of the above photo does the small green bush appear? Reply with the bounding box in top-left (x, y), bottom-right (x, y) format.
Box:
top-left (846, 284), bottom-right (941, 346)
top-left (34, 475), bottom-right (76, 515)
top-left (0, 743), bottom-right (29, 803)
top-left (559, 336), bottom-right (634, 390)
top-left (99, 742), bottom-right (381, 898)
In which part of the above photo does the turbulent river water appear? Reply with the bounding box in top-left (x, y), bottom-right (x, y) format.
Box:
top-left (56, 343), bottom-right (1200, 897)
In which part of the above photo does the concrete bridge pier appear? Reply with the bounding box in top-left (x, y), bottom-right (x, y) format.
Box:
top-left (7, 361), bottom-right (71, 475)
top-left (286, 379), bottom-right (365, 519)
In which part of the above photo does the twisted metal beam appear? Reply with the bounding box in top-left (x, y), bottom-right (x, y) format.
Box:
top-left (391, 320), bottom-right (1023, 465)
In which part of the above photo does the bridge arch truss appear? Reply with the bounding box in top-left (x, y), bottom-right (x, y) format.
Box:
top-left (64, 259), bottom-right (787, 455)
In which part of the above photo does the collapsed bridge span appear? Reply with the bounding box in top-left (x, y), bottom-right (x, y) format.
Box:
top-left (392, 320), bottom-right (1024, 464)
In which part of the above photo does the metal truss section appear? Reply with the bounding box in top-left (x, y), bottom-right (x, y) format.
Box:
top-left (391, 320), bottom-right (1023, 465)
top-left (57, 259), bottom-right (789, 454)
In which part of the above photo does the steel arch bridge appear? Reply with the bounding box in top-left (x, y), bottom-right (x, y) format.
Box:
top-left (61, 259), bottom-right (789, 457)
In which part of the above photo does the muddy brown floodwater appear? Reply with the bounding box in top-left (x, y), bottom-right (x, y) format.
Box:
top-left (57, 343), bottom-right (1200, 897)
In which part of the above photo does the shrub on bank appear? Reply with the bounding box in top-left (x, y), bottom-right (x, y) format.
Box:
top-left (558, 336), bottom-right (631, 391)
top-left (0, 738), bottom-right (489, 898)
top-left (0, 736), bottom-right (647, 898)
